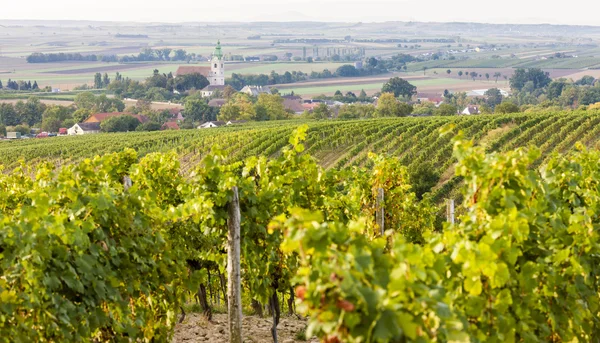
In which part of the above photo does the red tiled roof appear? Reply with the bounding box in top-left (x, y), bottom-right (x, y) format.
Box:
top-left (162, 121), bottom-right (180, 130)
top-left (175, 66), bottom-right (211, 77)
top-left (302, 103), bottom-right (320, 111)
top-left (283, 98), bottom-right (304, 113)
top-left (85, 112), bottom-right (149, 124)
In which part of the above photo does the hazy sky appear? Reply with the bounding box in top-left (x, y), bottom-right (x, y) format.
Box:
top-left (3, 0), bottom-right (600, 26)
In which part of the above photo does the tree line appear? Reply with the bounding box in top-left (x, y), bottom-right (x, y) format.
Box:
top-left (26, 48), bottom-right (194, 63)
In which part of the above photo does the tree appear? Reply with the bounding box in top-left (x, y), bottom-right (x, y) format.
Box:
top-left (495, 101), bottom-right (520, 114)
top-left (509, 68), bottom-right (551, 91)
top-left (100, 115), bottom-right (140, 132)
top-left (575, 75), bottom-right (596, 86)
top-left (375, 93), bottom-right (412, 117)
top-left (0, 80), bottom-right (3, 89)
top-left (358, 89), bottom-right (368, 101)
top-left (307, 57), bottom-right (313, 63)
top-left (184, 99), bottom-right (211, 122)
top-left (0, 103), bottom-right (19, 126)
top-left (485, 73), bottom-right (490, 82)
top-left (75, 92), bottom-right (97, 110)
top-left (41, 116), bottom-right (62, 133)
top-left (469, 72), bottom-right (478, 81)
top-left (136, 121), bottom-right (162, 131)
top-left (381, 77), bottom-right (417, 99)
top-left (423, 66), bottom-right (427, 75)
top-left (446, 69), bottom-right (451, 75)
top-left (546, 80), bottom-right (568, 100)
top-left (433, 104), bottom-right (457, 116)
top-left (32, 81), bottom-right (39, 90)
top-left (335, 65), bottom-right (359, 77)
top-left (0, 124), bottom-right (6, 137)
top-left (223, 85), bottom-right (237, 99)
top-left (256, 94), bottom-right (288, 120)
top-left (493, 72), bottom-right (502, 83)
top-left (312, 103), bottom-right (332, 120)
top-left (458, 71), bottom-right (463, 79)
top-left (484, 88), bottom-right (503, 108)
top-left (19, 97), bottom-right (46, 126)
top-left (94, 73), bottom-right (103, 89)
top-left (103, 73), bottom-right (110, 87)
top-left (173, 73), bottom-right (209, 92)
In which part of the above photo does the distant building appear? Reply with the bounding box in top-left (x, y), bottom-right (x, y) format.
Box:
top-left (244, 56), bottom-right (260, 62)
top-left (208, 99), bottom-right (227, 107)
top-left (226, 120), bottom-right (247, 125)
top-left (168, 108), bottom-right (185, 121)
top-left (200, 41), bottom-right (226, 97)
top-left (283, 98), bottom-right (304, 114)
top-left (461, 105), bottom-right (481, 115)
top-left (354, 61), bottom-right (363, 69)
top-left (198, 121), bottom-right (226, 129)
top-left (84, 112), bottom-right (149, 124)
top-left (68, 122), bottom-right (101, 135)
top-left (161, 121), bottom-right (180, 130)
top-left (201, 85), bottom-right (226, 98)
top-left (175, 66), bottom-right (211, 78)
top-left (467, 89), bottom-right (510, 97)
top-left (240, 85), bottom-right (271, 97)
top-left (51, 88), bottom-right (61, 93)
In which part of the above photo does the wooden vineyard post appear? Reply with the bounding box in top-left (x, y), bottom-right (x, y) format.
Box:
top-left (123, 175), bottom-right (132, 191)
top-left (376, 187), bottom-right (384, 236)
top-left (446, 198), bottom-right (455, 224)
top-left (227, 187), bottom-right (242, 343)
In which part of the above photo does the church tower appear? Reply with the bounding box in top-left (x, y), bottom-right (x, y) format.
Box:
top-left (210, 40), bottom-right (225, 86)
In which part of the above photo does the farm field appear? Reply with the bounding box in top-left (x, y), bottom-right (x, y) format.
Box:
top-left (278, 77), bottom-right (510, 96)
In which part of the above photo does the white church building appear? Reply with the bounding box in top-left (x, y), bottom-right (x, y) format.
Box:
top-left (200, 41), bottom-right (226, 97)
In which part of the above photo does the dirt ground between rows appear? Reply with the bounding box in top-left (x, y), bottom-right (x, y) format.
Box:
top-left (173, 313), bottom-right (318, 343)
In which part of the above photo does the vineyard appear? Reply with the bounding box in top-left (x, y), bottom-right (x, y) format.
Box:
top-left (3, 112), bottom-right (600, 203)
top-left (2, 113), bottom-right (600, 342)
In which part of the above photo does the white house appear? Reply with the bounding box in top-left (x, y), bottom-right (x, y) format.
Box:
top-left (197, 121), bottom-right (226, 129)
top-left (68, 122), bottom-right (101, 135)
top-left (201, 85), bottom-right (226, 97)
top-left (240, 85), bottom-right (271, 97)
top-left (461, 106), bottom-right (481, 115)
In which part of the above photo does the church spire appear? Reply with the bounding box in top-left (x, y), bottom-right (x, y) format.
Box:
top-left (213, 40), bottom-right (223, 60)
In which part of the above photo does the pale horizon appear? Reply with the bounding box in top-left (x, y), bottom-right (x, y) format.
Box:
top-left (2, 0), bottom-right (600, 27)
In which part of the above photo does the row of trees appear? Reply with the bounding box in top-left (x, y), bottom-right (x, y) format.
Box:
top-left (0, 79), bottom-right (40, 91)
top-left (227, 71), bottom-right (308, 89)
top-left (26, 49), bottom-right (194, 63)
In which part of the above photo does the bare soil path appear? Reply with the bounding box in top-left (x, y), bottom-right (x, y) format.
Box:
top-left (173, 313), bottom-right (318, 343)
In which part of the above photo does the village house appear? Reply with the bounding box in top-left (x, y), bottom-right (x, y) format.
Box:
top-left (283, 98), bottom-right (304, 114)
top-left (161, 121), bottom-right (180, 130)
top-left (240, 85), bottom-right (271, 96)
top-left (198, 121), bottom-right (226, 129)
top-left (67, 122), bottom-right (101, 135)
top-left (461, 105), bottom-right (481, 115)
top-left (84, 112), bottom-right (149, 124)
top-left (208, 99), bottom-right (227, 108)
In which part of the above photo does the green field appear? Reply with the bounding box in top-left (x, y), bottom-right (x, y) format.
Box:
top-left (278, 77), bottom-right (471, 95)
